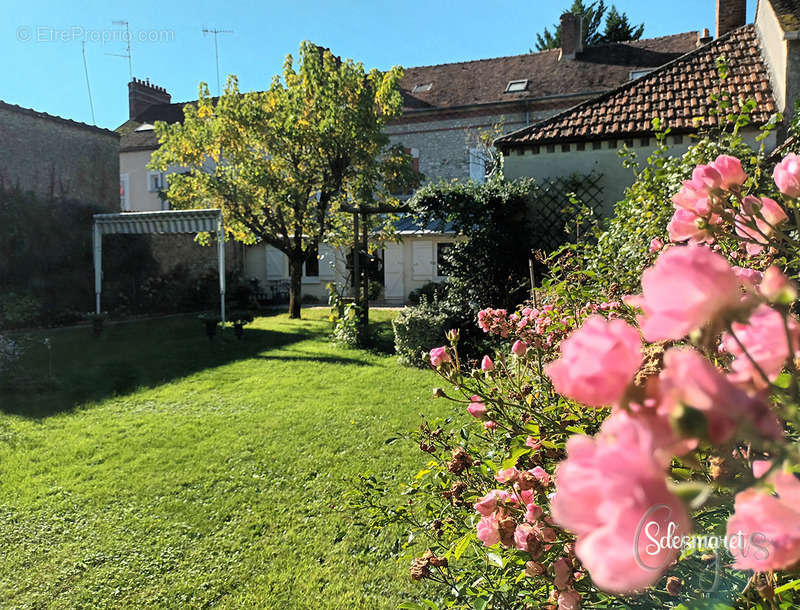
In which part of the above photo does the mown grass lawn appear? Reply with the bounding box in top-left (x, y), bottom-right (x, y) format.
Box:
top-left (0, 309), bottom-right (451, 608)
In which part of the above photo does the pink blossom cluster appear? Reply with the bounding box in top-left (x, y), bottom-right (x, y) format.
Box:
top-left (475, 466), bottom-right (584, 605)
top-left (542, 242), bottom-right (799, 592)
top-left (667, 153), bottom-right (794, 254)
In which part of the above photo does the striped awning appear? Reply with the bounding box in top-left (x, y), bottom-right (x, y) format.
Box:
top-left (93, 209), bottom-right (221, 235)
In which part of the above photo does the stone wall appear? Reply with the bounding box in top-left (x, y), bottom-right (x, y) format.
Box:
top-left (0, 101), bottom-right (119, 209)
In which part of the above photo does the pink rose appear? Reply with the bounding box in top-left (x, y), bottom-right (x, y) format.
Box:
top-left (773, 152), bottom-right (800, 198)
top-left (475, 490), bottom-right (511, 516)
top-left (558, 590), bottom-right (582, 610)
top-left (480, 355), bottom-right (494, 372)
top-left (429, 346), bottom-right (450, 367)
top-left (513, 522), bottom-right (539, 553)
top-left (528, 466), bottom-right (550, 487)
top-left (726, 470), bottom-right (800, 571)
top-left (658, 347), bottom-right (782, 443)
top-left (476, 514), bottom-right (501, 546)
top-left (760, 266), bottom-right (797, 304)
top-left (550, 412), bottom-right (690, 594)
top-left (545, 315), bottom-right (641, 407)
top-left (734, 196), bottom-right (788, 255)
top-left (553, 557), bottom-right (572, 590)
top-left (525, 502), bottom-right (543, 522)
top-left (637, 245), bottom-right (741, 342)
top-left (667, 208), bottom-right (712, 244)
top-left (495, 467), bottom-right (520, 484)
top-left (483, 420), bottom-right (497, 431)
top-left (710, 154), bottom-right (747, 190)
top-left (467, 395), bottom-right (487, 418)
top-left (511, 340), bottom-right (528, 357)
top-left (649, 238), bottom-right (664, 254)
top-left (732, 265), bottom-right (763, 290)
top-left (724, 304), bottom-right (800, 389)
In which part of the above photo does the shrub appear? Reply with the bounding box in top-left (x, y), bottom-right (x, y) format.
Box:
top-left (408, 281), bottom-right (447, 306)
top-left (392, 298), bottom-right (453, 367)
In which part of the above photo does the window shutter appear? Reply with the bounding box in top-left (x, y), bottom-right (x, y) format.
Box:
top-left (412, 240), bottom-right (434, 280)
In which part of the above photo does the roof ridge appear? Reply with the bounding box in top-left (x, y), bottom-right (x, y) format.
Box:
top-left (495, 24), bottom-right (753, 147)
top-left (403, 31), bottom-right (699, 72)
top-left (0, 99), bottom-right (119, 136)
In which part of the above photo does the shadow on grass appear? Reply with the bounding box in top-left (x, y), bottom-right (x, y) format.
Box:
top-left (362, 319), bottom-right (396, 356)
top-left (0, 314), bottom-right (359, 419)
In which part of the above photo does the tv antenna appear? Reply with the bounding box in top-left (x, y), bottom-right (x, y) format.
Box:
top-left (106, 20), bottom-right (133, 79)
top-left (202, 27), bottom-right (233, 94)
top-left (81, 40), bottom-right (96, 124)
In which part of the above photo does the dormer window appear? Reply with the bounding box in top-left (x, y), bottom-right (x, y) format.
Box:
top-left (412, 83), bottom-right (433, 93)
top-left (505, 79), bottom-right (529, 93)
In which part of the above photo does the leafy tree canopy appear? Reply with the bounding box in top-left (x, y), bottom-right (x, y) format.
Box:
top-left (534, 1), bottom-right (645, 51)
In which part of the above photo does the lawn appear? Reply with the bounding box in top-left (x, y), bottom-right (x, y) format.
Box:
top-left (0, 309), bottom-right (451, 608)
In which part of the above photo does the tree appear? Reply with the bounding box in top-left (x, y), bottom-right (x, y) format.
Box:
top-left (533, 1), bottom-right (644, 51)
top-left (601, 6), bottom-right (644, 43)
top-left (150, 42), bottom-right (415, 318)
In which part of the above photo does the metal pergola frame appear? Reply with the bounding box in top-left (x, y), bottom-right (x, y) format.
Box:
top-left (92, 209), bottom-right (226, 326)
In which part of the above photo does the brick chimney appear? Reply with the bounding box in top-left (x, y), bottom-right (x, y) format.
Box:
top-left (697, 28), bottom-right (713, 46)
top-left (128, 77), bottom-right (171, 120)
top-left (560, 12), bottom-right (583, 61)
top-left (716, 0), bottom-right (747, 38)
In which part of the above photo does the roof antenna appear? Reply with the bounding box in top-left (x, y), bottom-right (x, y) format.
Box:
top-left (81, 40), bottom-right (96, 124)
top-left (202, 26), bottom-right (234, 95)
top-left (106, 20), bottom-right (133, 80)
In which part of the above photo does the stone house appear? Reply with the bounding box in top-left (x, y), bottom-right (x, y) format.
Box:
top-left (116, 26), bottom-right (699, 303)
top-left (496, 0), bottom-right (797, 212)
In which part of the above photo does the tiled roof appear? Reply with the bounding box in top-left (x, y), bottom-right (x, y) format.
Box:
top-left (394, 216), bottom-right (455, 234)
top-left (400, 32), bottom-right (699, 111)
top-left (119, 33), bottom-right (698, 151)
top-left (495, 25), bottom-right (776, 148)
top-left (769, 0), bottom-right (800, 32)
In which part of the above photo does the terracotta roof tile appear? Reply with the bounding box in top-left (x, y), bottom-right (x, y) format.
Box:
top-left (399, 32), bottom-right (698, 110)
top-left (495, 25), bottom-right (777, 148)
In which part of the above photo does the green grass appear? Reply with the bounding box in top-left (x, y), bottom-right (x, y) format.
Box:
top-left (0, 309), bottom-right (450, 608)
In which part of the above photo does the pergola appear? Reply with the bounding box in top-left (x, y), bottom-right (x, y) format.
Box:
top-left (92, 209), bottom-right (226, 325)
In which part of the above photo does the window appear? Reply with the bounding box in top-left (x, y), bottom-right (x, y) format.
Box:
top-left (436, 242), bottom-right (453, 277)
top-left (505, 79), bottom-right (529, 93)
top-left (304, 244), bottom-right (319, 277)
top-left (120, 174), bottom-right (130, 211)
top-left (468, 147), bottom-right (485, 183)
top-left (629, 69), bottom-right (653, 80)
top-left (673, 135), bottom-right (684, 145)
top-left (147, 171), bottom-right (165, 192)
top-left (412, 83), bottom-right (432, 93)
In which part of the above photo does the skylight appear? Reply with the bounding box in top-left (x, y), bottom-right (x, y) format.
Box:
top-left (629, 69), bottom-right (654, 81)
top-left (505, 79), bottom-right (529, 93)
top-left (412, 83), bottom-right (433, 93)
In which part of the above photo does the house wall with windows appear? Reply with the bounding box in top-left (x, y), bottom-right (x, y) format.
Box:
top-left (119, 147), bottom-right (171, 212)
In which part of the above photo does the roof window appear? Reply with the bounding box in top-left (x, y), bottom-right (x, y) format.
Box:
top-left (505, 79), bottom-right (529, 93)
top-left (629, 69), bottom-right (654, 80)
top-left (411, 83), bottom-right (433, 93)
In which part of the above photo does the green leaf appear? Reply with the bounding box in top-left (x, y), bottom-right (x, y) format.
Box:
top-left (453, 533), bottom-right (472, 560)
top-left (775, 578), bottom-right (800, 594)
top-left (487, 552), bottom-right (504, 568)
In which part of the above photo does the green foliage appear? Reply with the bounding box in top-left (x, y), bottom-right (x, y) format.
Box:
top-left (534, 1), bottom-right (644, 51)
top-left (408, 281), bottom-right (448, 306)
top-left (392, 297), bottom-right (454, 367)
top-left (546, 104), bottom-right (780, 303)
top-left (151, 42), bottom-right (415, 318)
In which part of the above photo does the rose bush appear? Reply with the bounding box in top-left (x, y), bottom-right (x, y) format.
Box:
top-left (352, 151), bottom-right (800, 609)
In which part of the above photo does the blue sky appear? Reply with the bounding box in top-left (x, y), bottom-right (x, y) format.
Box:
top-left (1, 0), bottom-right (757, 130)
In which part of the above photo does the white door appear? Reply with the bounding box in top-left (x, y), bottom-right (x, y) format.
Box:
top-left (384, 242), bottom-right (404, 301)
top-left (412, 240), bottom-right (434, 280)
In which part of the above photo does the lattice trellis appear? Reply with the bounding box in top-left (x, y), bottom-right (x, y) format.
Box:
top-left (529, 171), bottom-right (605, 251)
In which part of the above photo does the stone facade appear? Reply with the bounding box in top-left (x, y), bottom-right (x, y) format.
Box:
top-left (0, 101), bottom-right (119, 208)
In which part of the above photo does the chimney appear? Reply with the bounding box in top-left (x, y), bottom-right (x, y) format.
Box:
top-left (128, 77), bottom-right (171, 120)
top-left (560, 12), bottom-right (583, 61)
top-left (716, 0), bottom-right (747, 38)
top-left (697, 28), bottom-right (713, 46)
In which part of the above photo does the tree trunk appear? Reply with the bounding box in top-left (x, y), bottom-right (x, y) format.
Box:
top-left (288, 256), bottom-right (303, 319)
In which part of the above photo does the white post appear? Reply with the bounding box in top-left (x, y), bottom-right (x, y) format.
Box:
top-left (92, 223), bottom-right (102, 313)
top-left (218, 215), bottom-right (226, 328)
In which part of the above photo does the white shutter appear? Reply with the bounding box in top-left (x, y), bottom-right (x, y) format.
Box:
top-left (319, 244), bottom-right (335, 279)
top-left (384, 243), bottom-right (404, 300)
top-left (266, 246), bottom-right (287, 279)
top-left (412, 240), bottom-right (434, 280)
top-left (469, 147), bottom-right (485, 183)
